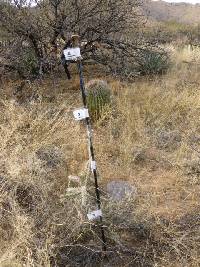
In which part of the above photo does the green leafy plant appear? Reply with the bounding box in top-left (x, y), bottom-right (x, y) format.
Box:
top-left (136, 50), bottom-right (170, 75)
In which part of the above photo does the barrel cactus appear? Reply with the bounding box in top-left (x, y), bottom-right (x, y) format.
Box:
top-left (86, 79), bottom-right (111, 122)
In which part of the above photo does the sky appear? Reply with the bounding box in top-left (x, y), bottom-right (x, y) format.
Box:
top-left (163, 0), bottom-right (200, 3)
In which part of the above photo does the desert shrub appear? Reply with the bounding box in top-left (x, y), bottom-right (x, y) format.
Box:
top-left (136, 50), bottom-right (170, 75)
top-left (0, 0), bottom-right (147, 79)
top-left (86, 80), bottom-right (111, 122)
top-left (16, 48), bottom-right (39, 78)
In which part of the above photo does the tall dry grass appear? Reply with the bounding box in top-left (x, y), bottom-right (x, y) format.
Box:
top-left (0, 47), bottom-right (199, 266)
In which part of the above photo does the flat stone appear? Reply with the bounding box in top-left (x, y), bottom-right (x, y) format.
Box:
top-left (106, 180), bottom-right (137, 201)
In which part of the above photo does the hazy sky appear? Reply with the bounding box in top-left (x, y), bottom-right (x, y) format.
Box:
top-left (163, 0), bottom-right (200, 3)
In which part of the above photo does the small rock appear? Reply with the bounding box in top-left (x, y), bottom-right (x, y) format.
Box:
top-left (107, 180), bottom-right (137, 201)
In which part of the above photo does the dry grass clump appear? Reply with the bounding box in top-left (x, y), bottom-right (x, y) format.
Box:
top-left (93, 47), bottom-right (200, 266)
top-left (0, 94), bottom-right (95, 266)
top-left (0, 47), bottom-right (199, 266)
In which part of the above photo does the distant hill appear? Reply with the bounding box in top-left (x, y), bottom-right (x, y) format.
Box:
top-left (143, 0), bottom-right (200, 25)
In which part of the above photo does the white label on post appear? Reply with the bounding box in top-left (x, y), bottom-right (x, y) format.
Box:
top-left (63, 47), bottom-right (81, 61)
top-left (87, 209), bottom-right (102, 221)
top-left (91, 160), bottom-right (97, 171)
top-left (73, 108), bottom-right (89, 120)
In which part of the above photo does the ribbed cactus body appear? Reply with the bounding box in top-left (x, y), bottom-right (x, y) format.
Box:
top-left (86, 80), bottom-right (111, 122)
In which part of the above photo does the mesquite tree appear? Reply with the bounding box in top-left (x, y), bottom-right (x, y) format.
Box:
top-left (0, 0), bottom-right (160, 78)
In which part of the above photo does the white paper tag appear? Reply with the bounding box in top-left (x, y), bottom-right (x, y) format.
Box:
top-left (73, 108), bottom-right (89, 120)
top-left (90, 160), bottom-right (97, 171)
top-left (87, 209), bottom-right (102, 221)
top-left (64, 47), bottom-right (81, 61)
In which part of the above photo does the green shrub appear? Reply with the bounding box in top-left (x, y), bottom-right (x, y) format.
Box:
top-left (86, 79), bottom-right (111, 122)
top-left (17, 48), bottom-right (39, 78)
top-left (136, 50), bottom-right (170, 75)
